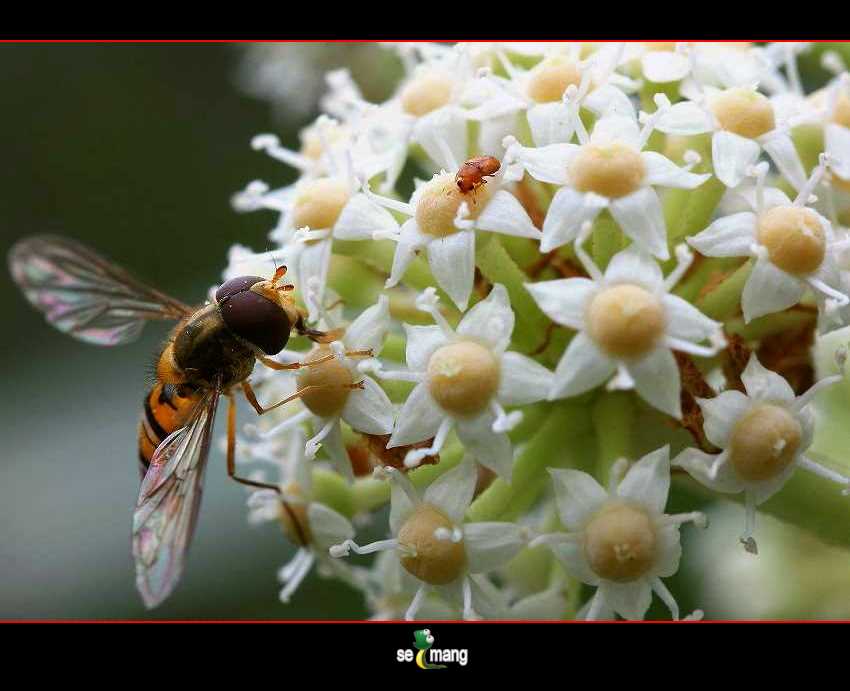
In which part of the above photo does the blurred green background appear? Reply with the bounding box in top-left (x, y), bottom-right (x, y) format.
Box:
top-left (2, 42), bottom-right (850, 620)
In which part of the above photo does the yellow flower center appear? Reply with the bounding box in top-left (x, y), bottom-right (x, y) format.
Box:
top-left (729, 403), bottom-right (802, 483)
top-left (586, 284), bottom-right (666, 358)
top-left (415, 172), bottom-right (493, 237)
top-left (570, 143), bottom-right (646, 198)
top-left (296, 345), bottom-right (353, 418)
top-left (398, 504), bottom-right (467, 585)
top-left (710, 87), bottom-right (775, 139)
top-left (584, 502), bottom-right (658, 582)
top-left (400, 71), bottom-right (454, 117)
top-left (757, 205), bottom-right (826, 275)
top-left (291, 177), bottom-right (351, 231)
top-left (427, 341), bottom-right (501, 416)
top-left (526, 55), bottom-right (582, 103)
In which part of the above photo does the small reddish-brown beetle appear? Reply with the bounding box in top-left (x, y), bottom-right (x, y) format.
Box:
top-left (456, 155), bottom-right (501, 194)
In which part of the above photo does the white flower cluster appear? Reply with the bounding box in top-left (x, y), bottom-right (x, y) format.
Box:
top-left (224, 42), bottom-right (850, 621)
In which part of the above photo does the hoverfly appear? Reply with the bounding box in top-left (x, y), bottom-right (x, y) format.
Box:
top-left (8, 234), bottom-right (362, 608)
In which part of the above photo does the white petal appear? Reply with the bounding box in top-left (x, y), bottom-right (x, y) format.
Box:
top-left (641, 51), bottom-right (690, 83)
top-left (653, 524), bottom-right (683, 578)
top-left (604, 244), bottom-right (664, 291)
top-left (663, 294), bottom-right (721, 343)
top-left (388, 382), bottom-right (444, 447)
top-left (550, 541), bottom-right (600, 586)
top-left (320, 420), bottom-right (354, 483)
top-left (541, 187), bottom-right (605, 252)
top-left (333, 193), bottom-right (399, 241)
top-left (455, 411), bottom-right (514, 480)
top-left (748, 461), bottom-right (797, 504)
top-left (761, 132), bottom-right (807, 192)
top-left (386, 219), bottom-right (427, 288)
top-left (515, 142), bottom-right (580, 185)
top-left (626, 347), bottom-right (682, 418)
top-left (389, 478), bottom-right (416, 535)
top-left (549, 467), bottom-right (608, 530)
top-left (423, 457), bottom-right (477, 522)
top-left (741, 354), bottom-right (796, 404)
top-left (616, 446), bottom-right (670, 513)
top-left (507, 587), bottom-right (569, 620)
top-left (598, 579), bottom-right (653, 621)
top-left (474, 190), bottom-right (542, 239)
top-left (609, 188), bottom-right (669, 260)
top-left (825, 123), bottom-right (850, 180)
top-left (341, 376), bottom-right (395, 435)
top-left (497, 351), bottom-right (552, 405)
top-left (344, 294), bottom-right (390, 354)
top-left (656, 101), bottom-right (714, 136)
top-left (550, 332), bottom-right (617, 399)
top-left (413, 107), bottom-right (467, 170)
top-left (464, 522), bottom-right (528, 573)
top-left (404, 323), bottom-right (448, 373)
top-left (699, 389), bottom-right (752, 448)
top-left (458, 283), bottom-right (514, 353)
top-left (741, 258), bottom-right (805, 322)
top-left (712, 130), bottom-right (761, 189)
top-left (524, 277), bottom-right (595, 330)
top-left (590, 114), bottom-right (641, 150)
top-left (583, 84), bottom-right (636, 120)
top-left (427, 229), bottom-right (475, 310)
top-left (672, 448), bottom-right (742, 494)
top-left (296, 239), bottom-right (332, 320)
top-left (307, 503), bottom-right (355, 550)
top-left (642, 151), bottom-right (711, 189)
top-left (687, 212), bottom-right (757, 257)
top-left (527, 102), bottom-right (575, 147)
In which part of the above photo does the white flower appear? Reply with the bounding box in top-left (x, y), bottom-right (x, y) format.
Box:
top-left (470, 43), bottom-right (637, 148)
top-left (525, 233), bottom-right (725, 419)
top-left (369, 284), bottom-right (552, 478)
top-left (532, 448), bottom-right (706, 621)
top-left (505, 98), bottom-right (710, 257)
top-left (821, 74), bottom-right (850, 189)
top-left (232, 152), bottom-right (397, 322)
top-left (257, 295), bottom-right (395, 482)
top-left (688, 156), bottom-right (849, 323)
top-left (360, 162), bottom-right (541, 311)
top-left (673, 354), bottom-right (847, 553)
top-left (245, 428), bottom-right (367, 603)
top-left (656, 83), bottom-right (808, 191)
top-left (329, 460), bottom-right (528, 620)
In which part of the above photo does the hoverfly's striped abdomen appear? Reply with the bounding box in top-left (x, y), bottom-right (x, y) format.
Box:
top-left (138, 382), bottom-right (203, 477)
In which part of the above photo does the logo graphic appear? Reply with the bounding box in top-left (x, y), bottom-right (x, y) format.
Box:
top-left (396, 628), bottom-right (468, 668)
top-left (413, 629), bottom-right (446, 669)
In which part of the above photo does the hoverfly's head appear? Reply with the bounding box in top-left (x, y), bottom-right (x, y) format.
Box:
top-left (215, 267), bottom-right (298, 355)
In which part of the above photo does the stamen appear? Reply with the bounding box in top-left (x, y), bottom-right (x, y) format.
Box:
top-left (415, 287), bottom-right (455, 337)
top-left (663, 511), bottom-right (709, 529)
top-left (359, 178), bottom-right (415, 216)
top-left (784, 44), bottom-right (803, 97)
top-left (793, 375), bottom-right (842, 410)
top-left (278, 547), bottom-right (309, 583)
top-left (374, 465), bottom-right (422, 507)
top-left (638, 93), bottom-right (672, 150)
top-left (584, 590), bottom-right (605, 621)
top-left (794, 153), bottom-right (831, 207)
top-left (453, 201), bottom-right (476, 231)
top-left (462, 578), bottom-right (480, 621)
top-left (651, 576), bottom-right (680, 621)
top-left (664, 243), bottom-right (695, 290)
top-left (279, 550), bottom-right (315, 603)
top-left (666, 335), bottom-right (725, 358)
top-left (529, 532), bottom-right (579, 549)
top-left (251, 134), bottom-right (314, 173)
top-left (252, 409), bottom-right (312, 441)
top-left (405, 585), bottom-right (427, 621)
top-left (798, 456), bottom-right (850, 494)
top-left (563, 85), bottom-right (590, 145)
top-left (573, 221), bottom-right (603, 281)
top-left (305, 418), bottom-right (336, 459)
top-left (807, 277), bottom-right (850, 309)
top-left (329, 538), bottom-right (400, 558)
top-left (490, 400), bottom-right (523, 433)
top-left (740, 491), bottom-right (759, 554)
top-left (748, 161), bottom-right (770, 215)
top-left (404, 418), bottom-right (452, 468)
top-left (358, 359), bottom-right (423, 382)
top-left (608, 457), bottom-right (630, 494)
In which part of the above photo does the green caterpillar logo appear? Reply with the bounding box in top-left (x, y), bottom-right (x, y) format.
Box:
top-left (413, 629), bottom-right (446, 670)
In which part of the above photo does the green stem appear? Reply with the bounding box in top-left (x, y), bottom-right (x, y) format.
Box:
top-left (592, 392), bottom-right (634, 487)
top-left (465, 399), bottom-right (591, 523)
top-left (591, 211), bottom-right (622, 272)
top-left (474, 233), bottom-right (551, 356)
top-left (695, 260), bottom-right (752, 321)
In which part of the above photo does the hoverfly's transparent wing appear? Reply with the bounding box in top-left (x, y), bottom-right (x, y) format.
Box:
top-left (133, 388), bottom-right (219, 609)
top-left (8, 234), bottom-right (192, 346)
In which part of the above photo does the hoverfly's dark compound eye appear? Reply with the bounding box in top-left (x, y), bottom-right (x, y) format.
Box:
top-left (216, 275), bottom-right (291, 355)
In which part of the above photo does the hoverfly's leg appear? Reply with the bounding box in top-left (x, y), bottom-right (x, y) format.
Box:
top-left (225, 392), bottom-right (281, 493)
top-left (256, 352), bottom-right (336, 371)
top-left (241, 380), bottom-right (365, 415)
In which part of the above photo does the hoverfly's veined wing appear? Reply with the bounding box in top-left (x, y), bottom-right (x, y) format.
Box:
top-left (8, 234), bottom-right (192, 346)
top-left (133, 387), bottom-right (219, 609)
